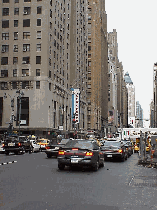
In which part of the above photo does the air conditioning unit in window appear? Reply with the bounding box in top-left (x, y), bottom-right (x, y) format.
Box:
top-left (23, 49), bottom-right (27, 52)
top-left (22, 74), bottom-right (26, 77)
top-left (22, 61), bottom-right (27, 64)
top-left (23, 11), bottom-right (28, 15)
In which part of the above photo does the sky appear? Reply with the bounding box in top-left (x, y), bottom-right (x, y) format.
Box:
top-left (105, 0), bottom-right (157, 119)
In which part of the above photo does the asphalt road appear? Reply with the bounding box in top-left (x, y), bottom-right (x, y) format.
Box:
top-left (0, 152), bottom-right (156, 210)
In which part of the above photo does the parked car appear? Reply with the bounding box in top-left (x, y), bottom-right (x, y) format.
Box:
top-left (30, 140), bottom-right (40, 153)
top-left (57, 140), bottom-right (104, 171)
top-left (3, 136), bottom-right (33, 155)
top-left (101, 140), bottom-right (127, 161)
top-left (134, 143), bottom-right (139, 153)
top-left (45, 139), bottom-right (70, 158)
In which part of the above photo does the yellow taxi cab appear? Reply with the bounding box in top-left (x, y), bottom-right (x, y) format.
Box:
top-left (146, 144), bottom-right (151, 152)
top-left (134, 144), bottom-right (139, 153)
top-left (36, 139), bottom-right (50, 151)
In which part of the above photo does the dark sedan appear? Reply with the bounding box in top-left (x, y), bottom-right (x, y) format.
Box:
top-left (101, 141), bottom-right (127, 161)
top-left (122, 140), bottom-right (133, 157)
top-left (57, 140), bottom-right (104, 171)
top-left (45, 139), bottom-right (70, 158)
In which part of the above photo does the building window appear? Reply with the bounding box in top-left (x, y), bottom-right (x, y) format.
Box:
top-left (37, 6), bottom-right (42, 14)
top-left (49, 83), bottom-right (51, 91)
top-left (2, 20), bottom-right (9, 28)
top-left (2, 45), bottom-right (9, 53)
top-left (13, 45), bottom-right (18, 52)
top-left (22, 69), bottom-right (29, 76)
top-left (12, 81), bottom-right (17, 89)
top-left (36, 69), bottom-right (40, 76)
top-left (3, 0), bottom-right (9, 3)
top-left (23, 19), bottom-right (30, 27)
top-left (1, 82), bottom-right (8, 90)
top-left (23, 44), bottom-right (30, 52)
top-left (13, 57), bottom-right (18, 64)
top-left (22, 57), bottom-right (30, 64)
top-left (14, 8), bottom-right (19, 15)
top-left (23, 32), bottom-right (30, 39)
top-left (37, 0), bottom-right (42, 1)
top-left (24, 0), bottom-right (31, 2)
top-left (37, 19), bottom-right (41, 26)
top-left (22, 81), bottom-right (29, 89)
top-left (13, 69), bottom-right (17, 77)
top-left (36, 81), bottom-right (40, 89)
top-left (88, 46), bottom-right (91, 51)
top-left (15, 0), bottom-right (19, 3)
top-left (1, 70), bottom-right (8, 77)
top-left (14, 20), bottom-right (18, 27)
top-left (2, 8), bottom-right (9, 16)
top-left (36, 56), bottom-right (41, 64)
top-left (23, 7), bottom-right (31, 15)
top-left (37, 31), bottom-right (41, 39)
top-left (14, 32), bottom-right (18, 40)
top-left (1, 57), bottom-right (8, 65)
top-left (2, 33), bottom-right (9, 40)
top-left (36, 44), bottom-right (41, 51)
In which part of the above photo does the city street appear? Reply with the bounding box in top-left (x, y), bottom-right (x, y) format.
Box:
top-left (0, 152), bottom-right (156, 210)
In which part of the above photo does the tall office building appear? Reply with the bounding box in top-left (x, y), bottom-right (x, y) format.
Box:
top-left (124, 72), bottom-right (135, 127)
top-left (107, 29), bottom-right (118, 134)
top-left (136, 101), bottom-right (143, 128)
top-left (153, 62), bottom-right (157, 128)
top-left (87, 0), bottom-right (108, 134)
top-left (0, 0), bottom-right (77, 135)
top-left (70, 0), bottom-right (88, 131)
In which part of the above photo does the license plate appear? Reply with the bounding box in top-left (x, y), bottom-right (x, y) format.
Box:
top-left (55, 147), bottom-right (59, 149)
top-left (71, 159), bottom-right (78, 163)
top-left (8, 143), bottom-right (15, 146)
top-left (107, 155), bottom-right (112, 157)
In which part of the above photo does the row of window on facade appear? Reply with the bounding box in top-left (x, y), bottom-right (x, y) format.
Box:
top-left (0, 81), bottom-right (40, 90)
top-left (2, 6), bottom-right (42, 16)
top-left (0, 69), bottom-right (41, 77)
top-left (2, 44), bottom-right (41, 53)
top-left (2, 31), bottom-right (41, 40)
top-left (3, 0), bottom-right (42, 3)
top-left (1, 56), bottom-right (41, 65)
top-left (2, 19), bottom-right (42, 28)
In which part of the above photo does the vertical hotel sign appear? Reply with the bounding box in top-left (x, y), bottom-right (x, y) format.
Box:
top-left (71, 88), bottom-right (80, 123)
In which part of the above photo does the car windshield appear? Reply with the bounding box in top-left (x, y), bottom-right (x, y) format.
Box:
top-left (64, 140), bottom-right (93, 150)
top-left (59, 139), bottom-right (70, 144)
top-left (103, 141), bottom-right (120, 147)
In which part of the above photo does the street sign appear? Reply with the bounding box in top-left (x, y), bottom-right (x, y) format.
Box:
top-left (20, 120), bottom-right (26, 124)
top-left (59, 126), bottom-right (63, 130)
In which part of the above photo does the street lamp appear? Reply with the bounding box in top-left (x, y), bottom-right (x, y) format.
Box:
top-left (16, 90), bottom-right (24, 136)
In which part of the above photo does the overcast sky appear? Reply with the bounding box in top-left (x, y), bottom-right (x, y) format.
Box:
top-left (105, 0), bottom-right (157, 119)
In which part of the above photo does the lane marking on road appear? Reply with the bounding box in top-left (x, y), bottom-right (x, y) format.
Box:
top-left (0, 161), bottom-right (17, 166)
top-left (129, 176), bottom-right (135, 186)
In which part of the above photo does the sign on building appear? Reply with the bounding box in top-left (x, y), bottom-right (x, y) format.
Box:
top-left (71, 88), bottom-right (80, 124)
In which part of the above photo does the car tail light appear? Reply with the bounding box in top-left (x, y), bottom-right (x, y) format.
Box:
top-left (58, 150), bottom-right (65, 155)
top-left (72, 148), bottom-right (78, 151)
top-left (118, 149), bottom-right (123, 153)
top-left (45, 146), bottom-right (50, 149)
top-left (18, 143), bottom-right (21, 146)
top-left (126, 148), bottom-right (128, 150)
top-left (2, 143), bottom-right (4, 147)
top-left (85, 152), bottom-right (93, 156)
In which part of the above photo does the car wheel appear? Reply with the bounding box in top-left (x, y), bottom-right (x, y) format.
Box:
top-left (47, 154), bottom-right (52, 158)
top-left (58, 163), bottom-right (65, 170)
top-left (121, 155), bottom-right (125, 162)
top-left (15, 151), bottom-right (19, 155)
top-left (5, 151), bottom-right (9, 155)
top-left (100, 161), bottom-right (104, 167)
top-left (93, 160), bottom-right (99, 171)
